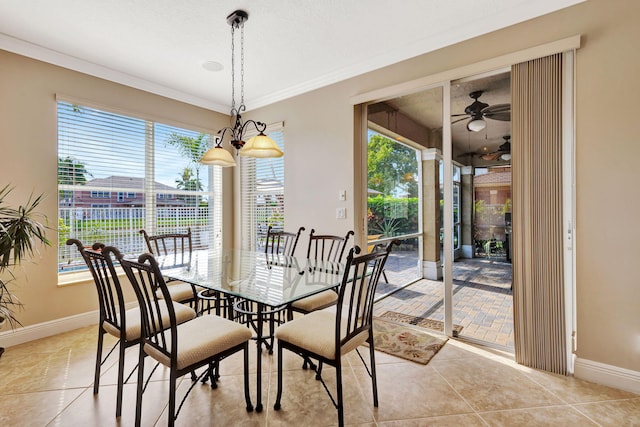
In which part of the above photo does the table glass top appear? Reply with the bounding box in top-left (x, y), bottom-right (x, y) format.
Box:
top-left (156, 249), bottom-right (345, 307)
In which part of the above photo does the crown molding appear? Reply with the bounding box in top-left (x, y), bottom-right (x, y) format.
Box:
top-left (0, 33), bottom-right (229, 114)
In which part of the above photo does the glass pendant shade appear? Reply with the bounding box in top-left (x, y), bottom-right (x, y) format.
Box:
top-left (239, 133), bottom-right (283, 158)
top-left (467, 118), bottom-right (486, 132)
top-left (200, 146), bottom-right (237, 167)
top-left (501, 153), bottom-right (512, 161)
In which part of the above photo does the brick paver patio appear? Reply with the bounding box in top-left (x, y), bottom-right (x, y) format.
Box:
top-left (373, 253), bottom-right (514, 350)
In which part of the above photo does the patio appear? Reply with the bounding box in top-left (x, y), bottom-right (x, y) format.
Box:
top-left (373, 254), bottom-right (514, 350)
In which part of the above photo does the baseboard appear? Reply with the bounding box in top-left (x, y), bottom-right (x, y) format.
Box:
top-left (574, 357), bottom-right (640, 394)
top-left (0, 310), bottom-right (99, 348)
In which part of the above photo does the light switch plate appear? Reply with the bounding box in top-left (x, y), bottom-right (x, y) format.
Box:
top-left (339, 190), bottom-right (346, 201)
top-left (336, 207), bottom-right (346, 219)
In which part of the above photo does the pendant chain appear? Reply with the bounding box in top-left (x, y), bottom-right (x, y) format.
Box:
top-left (240, 24), bottom-right (245, 106)
top-left (230, 24), bottom-right (236, 112)
top-left (230, 21), bottom-right (246, 112)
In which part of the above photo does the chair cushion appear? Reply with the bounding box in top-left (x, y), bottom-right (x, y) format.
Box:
top-left (157, 281), bottom-right (203, 303)
top-left (274, 310), bottom-right (369, 360)
top-left (103, 302), bottom-right (196, 341)
top-left (290, 289), bottom-right (338, 312)
top-left (144, 315), bottom-right (252, 370)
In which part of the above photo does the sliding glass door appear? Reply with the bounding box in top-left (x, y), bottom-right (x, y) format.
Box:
top-left (365, 128), bottom-right (422, 297)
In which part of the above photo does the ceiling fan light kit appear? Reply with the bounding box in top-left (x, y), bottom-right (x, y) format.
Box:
top-left (467, 118), bottom-right (486, 132)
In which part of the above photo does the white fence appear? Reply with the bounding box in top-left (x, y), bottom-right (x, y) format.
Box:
top-left (58, 206), bottom-right (212, 272)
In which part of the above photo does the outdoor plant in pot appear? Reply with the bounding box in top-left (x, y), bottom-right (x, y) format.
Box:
top-left (0, 185), bottom-right (50, 358)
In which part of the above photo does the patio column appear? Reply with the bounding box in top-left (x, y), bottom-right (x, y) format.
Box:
top-left (422, 148), bottom-right (441, 280)
top-left (461, 166), bottom-right (474, 258)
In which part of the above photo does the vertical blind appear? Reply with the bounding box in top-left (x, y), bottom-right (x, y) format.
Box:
top-left (57, 100), bottom-right (221, 273)
top-left (239, 123), bottom-right (285, 251)
top-left (511, 53), bottom-right (567, 375)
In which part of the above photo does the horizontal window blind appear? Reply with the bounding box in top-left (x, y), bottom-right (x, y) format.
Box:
top-left (240, 123), bottom-right (284, 251)
top-left (57, 101), bottom-right (221, 274)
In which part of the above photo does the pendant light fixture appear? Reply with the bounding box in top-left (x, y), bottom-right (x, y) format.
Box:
top-left (200, 10), bottom-right (283, 167)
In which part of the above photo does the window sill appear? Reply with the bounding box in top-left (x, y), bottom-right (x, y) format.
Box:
top-left (58, 267), bottom-right (126, 286)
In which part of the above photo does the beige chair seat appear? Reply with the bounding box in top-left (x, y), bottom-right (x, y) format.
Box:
top-left (145, 314), bottom-right (252, 370)
top-left (274, 310), bottom-right (368, 361)
top-left (103, 302), bottom-right (196, 341)
top-left (157, 281), bottom-right (203, 303)
top-left (290, 289), bottom-right (338, 312)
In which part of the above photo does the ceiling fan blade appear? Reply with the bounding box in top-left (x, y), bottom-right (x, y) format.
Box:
top-left (484, 112), bottom-right (511, 121)
top-left (457, 151), bottom-right (479, 157)
top-left (482, 103), bottom-right (511, 121)
top-left (452, 117), bottom-right (470, 124)
top-left (481, 152), bottom-right (501, 161)
top-left (451, 113), bottom-right (469, 117)
top-left (483, 103), bottom-right (510, 113)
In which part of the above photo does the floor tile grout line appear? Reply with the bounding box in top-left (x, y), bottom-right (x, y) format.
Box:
top-left (429, 363), bottom-right (487, 423)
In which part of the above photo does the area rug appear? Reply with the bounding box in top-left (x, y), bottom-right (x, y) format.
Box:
top-left (372, 318), bottom-right (448, 364)
top-left (379, 311), bottom-right (464, 335)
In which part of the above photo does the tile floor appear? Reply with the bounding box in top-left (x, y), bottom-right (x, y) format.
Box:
top-left (1, 325), bottom-right (639, 426)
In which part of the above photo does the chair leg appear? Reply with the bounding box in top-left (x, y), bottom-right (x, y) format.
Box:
top-left (168, 370), bottom-right (177, 427)
top-left (273, 342), bottom-right (283, 410)
top-left (336, 361), bottom-right (345, 427)
top-left (134, 347), bottom-right (145, 427)
top-left (115, 337), bottom-right (126, 417)
top-left (268, 313), bottom-right (275, 354)
top-left (243, 344), bottom-right (253, 412)
top-left (315, 360), bottom-right (324, 380)
top-left (368, 335), bottom-right (379, 407)
top-left (93, 327), bottom-right (104, 394)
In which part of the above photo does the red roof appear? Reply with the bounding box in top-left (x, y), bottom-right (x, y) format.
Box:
top-left (474, 171), bottom-right (511, 185)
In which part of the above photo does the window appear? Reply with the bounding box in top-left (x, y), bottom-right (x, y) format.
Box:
top-left (239, 123), bottom-right (284, 251)
top-left (90, 191), bottom-right (111, 198)
top-left (57, 100), bottom-right (222, 275)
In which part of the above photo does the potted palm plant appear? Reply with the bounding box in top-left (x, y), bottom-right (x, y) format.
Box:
top-left (0, 185), bottom-right (50, 358)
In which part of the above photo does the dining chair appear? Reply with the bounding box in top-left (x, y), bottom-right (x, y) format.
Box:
top-left (139, 228), bottom-right (201, 307)
top-left (232, 225), bottom-right (306, 354)
top-left (288, 229), bottom-right (354, 318)
top-left (264, 225), bottom-right (305, 256)
top-left (113, 248), bottom-right (254, 427)
top-left (273, 241), bottom-right (396, 427)
top-left (65, 239), bottom-right (197, 418)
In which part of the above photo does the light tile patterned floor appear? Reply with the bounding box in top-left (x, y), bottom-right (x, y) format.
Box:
top-left (1, 325), bottom-right (638, 426)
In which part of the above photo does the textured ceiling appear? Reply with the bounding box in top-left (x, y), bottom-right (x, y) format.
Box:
top-left (370, 71), bottom-right (512, 164)
top-left (0, 0), bottom-right (583, 113)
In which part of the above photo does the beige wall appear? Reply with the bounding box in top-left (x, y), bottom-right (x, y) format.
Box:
top-left (1, 0), bottom-right (638, 375)
top-left (248, 0), bottom-right (640, 373)
top-left (0, 50), bottom-right (231, 326)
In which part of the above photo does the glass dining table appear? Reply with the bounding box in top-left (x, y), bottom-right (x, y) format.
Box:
top-left (156, 248), bottom-right (346, 412)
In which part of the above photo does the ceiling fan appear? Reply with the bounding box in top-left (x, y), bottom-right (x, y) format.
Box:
top-left (457, 135), bottom-right (511, 161)
top-left (481, 135), bottom-right (511, 161)
top-left (452, 91), bottom-right (511, 132)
